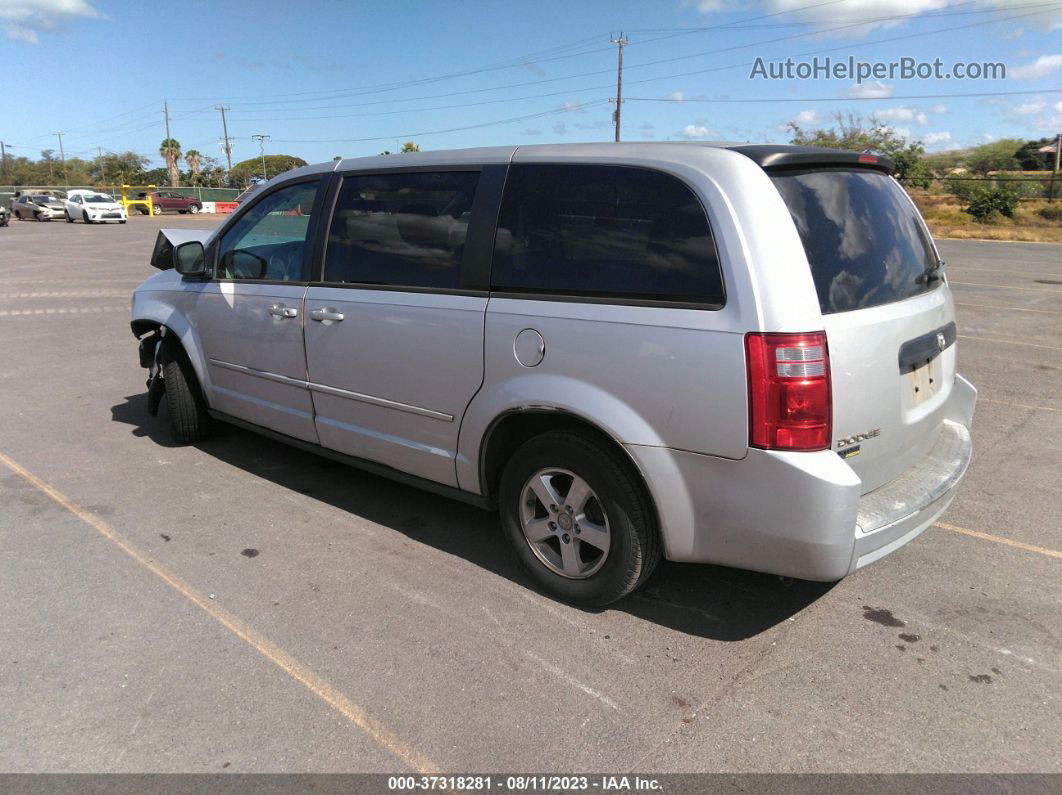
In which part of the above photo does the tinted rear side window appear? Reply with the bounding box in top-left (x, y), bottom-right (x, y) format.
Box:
top-left (324, 171), bottom-right (480, 289)
top-left (492, 164), bottom-right (724, 305)
top-left (770, 169), bottom-right (938, 314)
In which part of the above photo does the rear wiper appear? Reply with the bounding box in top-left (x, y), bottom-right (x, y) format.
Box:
top-left (916, 259), bottom-right (946, 285)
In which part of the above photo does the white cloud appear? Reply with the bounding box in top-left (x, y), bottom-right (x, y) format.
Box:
top-left (1012, 99), bottom-right (1046, 115)
top-left (681, 123), bottom-right (718, 139)
top-left (891, 127), bottom-right (913, 141)
top-left (756, 1), bottom-right (950, 38)
top-left (981, 133), bottom-right (996, 142)
top-left (0, 0), bottom-right (100, 44)
top-left (683, 0), bottom-right (730, 12)
top-left (923, 131), bottom-right (953, 146)
top-left (871, 105), bottom-right (929, 125)
top-left (640, 122), bottom-right (655, 130)
top-left (1006, 27), bottom-right (1024, 40)
top-left (560, 102), bottom-right (585, 113)
top-left (792, 109), bottom-right (821, 125)
top-left (1010, 54), bottom-right (1062, 80)
top-left (928, 104), bottom-right (948, 114)
top-left (666, 91), bottom-right (685, 102)
top-left (1056, 100), bottom-right (1062, 113)
top-left (844, 81), bottom-right (894, 99)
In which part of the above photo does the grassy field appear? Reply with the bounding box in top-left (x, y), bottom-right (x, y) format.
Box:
top-left (911, 192), bottom-right (1062, 243)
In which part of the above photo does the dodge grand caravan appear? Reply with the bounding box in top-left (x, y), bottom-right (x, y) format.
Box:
top-left (130, 143), bottom-right (976, 605)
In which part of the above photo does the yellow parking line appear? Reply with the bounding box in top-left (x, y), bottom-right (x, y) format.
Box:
top-left (935, 521), bottom-right (1062, 560)
top-left (954, 302), bottom-right (1061, 316)
top-left (0, 450), bottom-right (438, 774)
top-left (958, 334), bottom-right (1062, 352)
top-left (978, 397), bottom-right (1062, 413)
top-left (950, 281), bottom-right (1062, 293)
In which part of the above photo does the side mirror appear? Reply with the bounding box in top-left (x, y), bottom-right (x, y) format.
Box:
top-left (173, 241), bottom-right (207, 278)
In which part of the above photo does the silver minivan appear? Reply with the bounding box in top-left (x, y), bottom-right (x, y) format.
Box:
top-left (131, 143), bottom-right (976, 605)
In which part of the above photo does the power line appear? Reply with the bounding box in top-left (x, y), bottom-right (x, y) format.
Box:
top-left (623, 88), bottom-right (1062, 103)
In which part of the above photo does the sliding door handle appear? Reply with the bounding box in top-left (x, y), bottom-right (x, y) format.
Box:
top-left (310, 307), bottom-right (345, 322)
top-left (269, 304), bottom-right (298, 318)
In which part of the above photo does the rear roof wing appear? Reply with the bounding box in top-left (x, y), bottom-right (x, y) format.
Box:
top-left (727, 144), bottom-right (896, 175)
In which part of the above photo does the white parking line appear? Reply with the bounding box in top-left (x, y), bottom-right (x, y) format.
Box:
top-left (0, 305), bottom-right (127, 317)
top-left (954, 302), bottom-right (1061, 315)
top-left (0, 290), bottom-right (130, 299)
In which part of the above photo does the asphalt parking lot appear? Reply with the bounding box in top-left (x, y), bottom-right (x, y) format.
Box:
top-left (0, 214), bottom-right (1059, 774)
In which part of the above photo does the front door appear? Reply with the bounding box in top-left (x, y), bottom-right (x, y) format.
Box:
top-left (193, 178), bottom-right (324, 443)
top-left (304, 169), bottom-right (488, 486)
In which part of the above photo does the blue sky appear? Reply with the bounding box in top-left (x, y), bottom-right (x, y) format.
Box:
top-left (1, 0), bottom-right (1060, 169)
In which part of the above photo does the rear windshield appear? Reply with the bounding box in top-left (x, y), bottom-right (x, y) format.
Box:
top-left (770, 169), bottom-right (938, 314)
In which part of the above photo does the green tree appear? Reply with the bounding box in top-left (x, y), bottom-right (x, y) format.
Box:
top-left (228, 154), bottom-right (308, 187)
top-left (184, 149), bottom-right (202, 184)
top-left (964, 139), bottom-right (1024, 175)
top-left (1013, 138), bottom-right (1053, 171)
top-left (787, 112), bottom-right (930, 187)
top-left (92, 151), bottom-right (150, 186)
top-left (400, 141), bottom-right (420, 153)
top-left (159, 138), bottom-right (182, 187)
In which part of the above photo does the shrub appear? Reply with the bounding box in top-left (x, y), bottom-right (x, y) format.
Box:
top-left (1037, 204), bottom-right (1062, 222)
top-left (964, 188), bottom-right (1019, 223)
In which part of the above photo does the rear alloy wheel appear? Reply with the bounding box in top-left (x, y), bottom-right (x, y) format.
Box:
top-left (188, 204), bottom-right (199, 214)
top-left (499, 431), bottom-right (660, 606)
top-left (152, 204), bottom-right (163, 216)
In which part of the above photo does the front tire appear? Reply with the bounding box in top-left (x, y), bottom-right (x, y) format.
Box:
top-left (499, 431), bottom-right (660, 606)
top-left (82, 211), bottom-right (91, 224)
top-left (162, 343), bottom-right (213, 444)
top-left (66, 211), bottom-right (74, 223)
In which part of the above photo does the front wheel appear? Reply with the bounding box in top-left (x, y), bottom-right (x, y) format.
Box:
top-left (82, 211), bottom-right (91, 224)
top-left (162, 343), bottom-right (213, 444)
top-left (499, 431), bottom-right (660, 606)
top-left (65, 211), bottom-right (74, 223)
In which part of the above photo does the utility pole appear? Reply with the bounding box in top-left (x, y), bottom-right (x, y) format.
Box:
top-left (0, 140), bottom-right (8, 183)
top-left (163, 100), bottom-right (171, 141)
top-left (97, 145), bottom-right (106, 185)
top-left (215, 105), bottom-right (233, 171)
top-left (251, 134), bottom-right (270, 182)
top-left (54, 132), bottom-right (67, 185)
top-left (610, 33), bottom-right (628, 143)
top-left (1051, 131), bottom-right (1061, 203)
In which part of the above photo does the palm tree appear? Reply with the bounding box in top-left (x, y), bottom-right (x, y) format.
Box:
top-left (185, 149), bottom-right (202, 185)
top-left (159, 138), bottom-right (181, 187)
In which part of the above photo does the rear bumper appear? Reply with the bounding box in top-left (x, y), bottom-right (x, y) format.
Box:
top-left (627, 375), bottom-right (976, 581)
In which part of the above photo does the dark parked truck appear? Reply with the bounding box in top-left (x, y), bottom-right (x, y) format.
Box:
top-left (138, 191), bottom-right (203, 216)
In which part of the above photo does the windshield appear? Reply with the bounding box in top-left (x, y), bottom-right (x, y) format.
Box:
top-left (770, 169), bottom-right (939, 314)
top-left (86, 195), bottom-right (114, 203)
top-left (32, 196), bottom-right (55, 203)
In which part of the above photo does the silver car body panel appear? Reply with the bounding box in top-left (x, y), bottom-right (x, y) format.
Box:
top-left (130, 142), bottom-right (976, 581)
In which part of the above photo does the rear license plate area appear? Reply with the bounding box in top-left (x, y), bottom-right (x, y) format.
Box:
top-left (909, 358), bottom-right (939, 406)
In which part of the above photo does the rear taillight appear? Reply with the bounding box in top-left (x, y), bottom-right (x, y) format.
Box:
top-left (745, 332), bottom-right (832, 452)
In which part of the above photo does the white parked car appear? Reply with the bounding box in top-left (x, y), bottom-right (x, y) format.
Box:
top-left (64, 191), bottom-right (127, 224)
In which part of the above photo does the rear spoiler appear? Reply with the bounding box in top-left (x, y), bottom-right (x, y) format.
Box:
top-left (728, 144), bottom-right (896, 175)
top-left (150, 228), bottom-right (212, 270)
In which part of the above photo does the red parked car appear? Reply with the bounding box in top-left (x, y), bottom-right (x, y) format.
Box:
top-left (138, 191), bottom-right (203, 216)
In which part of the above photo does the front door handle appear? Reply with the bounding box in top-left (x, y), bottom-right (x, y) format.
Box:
top-left (269, 304), bottom-right (298, 319)
top-left (310, 307), bottom-right (344, 322)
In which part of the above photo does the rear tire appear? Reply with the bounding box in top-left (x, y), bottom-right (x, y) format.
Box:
top-left (189, 204), bottom-right (200, 214)
top-left (162, 342), bottom-right (213, 444)
top-left (152, 204), bottom-right (163, 216)
top-left (498, 431), bottom-right (661, 606)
